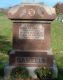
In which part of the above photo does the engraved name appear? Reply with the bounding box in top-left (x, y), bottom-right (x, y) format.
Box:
top-left (19, 24), bottom-right (44, 39)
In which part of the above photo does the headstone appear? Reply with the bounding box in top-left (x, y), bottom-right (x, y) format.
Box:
top-left (7, 3), bottom-right (57, 79)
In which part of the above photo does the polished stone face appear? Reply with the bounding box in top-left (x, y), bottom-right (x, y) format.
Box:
top-left (13, 22), bottom-right (51, 50)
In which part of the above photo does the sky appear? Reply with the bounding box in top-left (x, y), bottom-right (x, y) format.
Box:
top-left (0, 0), bottom-right (63, 8)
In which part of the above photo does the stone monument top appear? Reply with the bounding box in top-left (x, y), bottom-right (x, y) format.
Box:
top-left (8, 3), bottom-right (56, 20)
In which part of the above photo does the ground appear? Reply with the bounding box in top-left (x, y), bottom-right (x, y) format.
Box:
top-left (0, 12), bottom-right (63, 80)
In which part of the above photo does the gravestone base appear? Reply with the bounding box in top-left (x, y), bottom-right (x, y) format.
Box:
top-left (4, 63), bottom-right (58, 80)
top-left (4, 50), bottom-right (58, 80)
top-left (9, 50), bottom-right (54, 67)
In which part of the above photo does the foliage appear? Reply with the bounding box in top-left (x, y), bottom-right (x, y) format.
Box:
top-left (10, 66), bottom-right (30, 79)
top-left (54, 51), bottom-right (63, 68)
top-left (57, 68), bottom-right (63, 80)
top-left (0, 54), bottom-right (8, 77)
top-left (0, 53), bottom-right (8, 62)
top-left (56, 13), bottom-right (63, 22)
top-left (35, 67), bottom-right (53, 80)
top-left (0, 61), bottom-right (4, 77)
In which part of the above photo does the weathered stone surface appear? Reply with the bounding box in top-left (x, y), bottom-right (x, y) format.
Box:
top-left (8, 4), bottom-right (56, 20)
top-left (7, 4), bottom-right (57, 79)
top-left (9, 50), bottom-right (53, 67)
top-left (7, 3), bottom-right (56, 67)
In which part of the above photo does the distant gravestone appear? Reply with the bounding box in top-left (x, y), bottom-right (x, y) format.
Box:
top-left (56, 14), bottom-right (63, 22)
top-left (6, 3), bottom-right (58, 79)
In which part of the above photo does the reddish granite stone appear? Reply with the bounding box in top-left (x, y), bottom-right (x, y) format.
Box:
top-left (8, 3), bottom-right (56, 67)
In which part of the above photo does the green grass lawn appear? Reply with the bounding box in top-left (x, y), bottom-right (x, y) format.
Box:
top-left (0, 13), bottom-right (63, 79)
top-left (0, 13), bottom-right (12, 54)
top-left (52, 20), bottom-right (63, 51)
top-left (51, 21), bottom-right (63, 68)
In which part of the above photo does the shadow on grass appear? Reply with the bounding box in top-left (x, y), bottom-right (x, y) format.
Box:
top-left (57, 68), bottom-right (63, 80)
top-left (0, 35), bottom-right (12, 54)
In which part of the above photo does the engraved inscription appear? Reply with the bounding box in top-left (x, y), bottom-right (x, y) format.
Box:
top-left (19, 24), bottom-right (44, 39)
top-left (20, 8), bottom-right (35, 17)
top-left (16, 57), bottom-right (46, 64)
top-left (27, 9), bottom-right (35, 16)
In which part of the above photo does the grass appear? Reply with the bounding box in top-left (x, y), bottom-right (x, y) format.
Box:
top-left (0, 13), bottom-right (12, 54)
top-left (0, 13), bottom-right (63, 79)
top-left (0, 13), bottom-right (12, 39)
top-left (51, 20), bottom-right (63, 51)
top-left (51, 20), bottom-right (63, 68)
